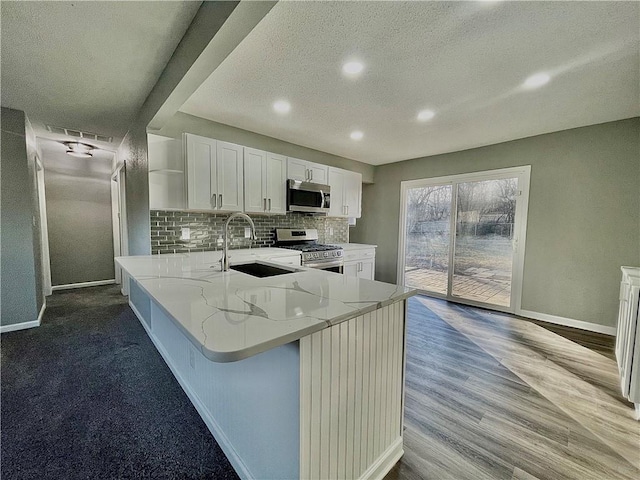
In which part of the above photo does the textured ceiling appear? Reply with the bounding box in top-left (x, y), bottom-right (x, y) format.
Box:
top-left (180, 1), bottom-right (640, 165)
top-left (1, 1), bottom-right (201, 148)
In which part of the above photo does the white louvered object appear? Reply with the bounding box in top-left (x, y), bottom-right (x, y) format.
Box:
top-left (615, 266), bottom-right (640, 419)
top-left (299, 302), bottom-right (407, 480)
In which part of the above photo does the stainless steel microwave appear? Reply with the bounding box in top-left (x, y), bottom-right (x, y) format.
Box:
top-left (287, 179), bottom-right (331, 214)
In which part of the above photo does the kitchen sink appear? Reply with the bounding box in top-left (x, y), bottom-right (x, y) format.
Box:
top-left (230, 262), bottom-right (298, 278)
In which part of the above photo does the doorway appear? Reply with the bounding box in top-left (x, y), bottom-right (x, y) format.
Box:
top-left (111, 163), bottom-right (128, 294)
top-left (398, 166), bottom-right (530, 313)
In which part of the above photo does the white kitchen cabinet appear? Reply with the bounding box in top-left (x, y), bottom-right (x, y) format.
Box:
top-left (343, 246), bottom-right (376, 280)
top-left (148, 134), bottom-right (185, 209)
top-left (184, 133), bottom-right (243, 212)
top-left (344, 169), bottom-right (362, 217)
top-left (216, 141), bottom-right (244, 212)
top-left (266, 152), bottom-right (287, 213)
top-left (616, 266), bottom-right (640, 416)
top-left (244, 148), bottom-right (287, 214)
top-left (328, 167), bottom-right (362, 218)
top-left (287, 157), bottom-right (329, 184)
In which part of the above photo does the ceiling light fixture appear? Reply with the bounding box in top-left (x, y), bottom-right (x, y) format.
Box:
top-left (64, 141), bottom-right (94, 158)
top-left (350, 131), bottom-right (364, 141)
top-left (273, 100), bottom-right (291, 114)
top-left (342, 61), bottom-right (364, 77)
top-left (523, 72), bottom-right (551, 89)
top-left (417, 109), bottom-right (436, 122)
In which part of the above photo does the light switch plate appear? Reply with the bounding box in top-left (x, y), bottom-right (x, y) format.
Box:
top-left (180, 227), bottom-right (190, 240)
top-left (244, 227), bottom-right (251, 238)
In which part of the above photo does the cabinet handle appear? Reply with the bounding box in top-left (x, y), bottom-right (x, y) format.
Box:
top-left (264, 198), bottom-right (267, 211)
top-left (268, 198), bottom-right (272, 211)
top-left (219, 194), bottom-right (222, 208)
top-left (310, 170), bottom-right (313, 181)
top-left (212, 194), bottom-right (217, 208)
top-left (346, 205), bottom-right (349, 215)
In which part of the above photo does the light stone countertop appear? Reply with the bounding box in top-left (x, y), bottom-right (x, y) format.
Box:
top-left (334, 243), bottom-right (377, 250)
top-left (116, 249), bottom-right (415, 363)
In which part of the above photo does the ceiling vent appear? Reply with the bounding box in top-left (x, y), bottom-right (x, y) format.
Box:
top-left (46, 125), bottom-right (113, 143)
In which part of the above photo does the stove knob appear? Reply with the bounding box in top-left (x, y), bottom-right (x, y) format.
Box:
top-left (324, 252), bottom-right (329, 258)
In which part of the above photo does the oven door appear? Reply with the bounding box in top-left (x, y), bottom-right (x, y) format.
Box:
top-left (304, 260), bottom-right (344, 274)
top-left (287, 180), bottom-right (330, 214)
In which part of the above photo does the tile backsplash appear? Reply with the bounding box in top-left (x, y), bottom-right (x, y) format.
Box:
top-left (151, 210), bottom-right (349, 254)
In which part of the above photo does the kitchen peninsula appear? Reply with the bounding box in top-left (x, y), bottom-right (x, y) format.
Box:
top-left (116, 249), bottom-right (416, 480)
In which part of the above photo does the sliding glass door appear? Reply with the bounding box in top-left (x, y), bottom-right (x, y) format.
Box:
top-left (399, 167), bottom-right (530, 312)
top-left (403, 184), bottom-right (452, 295)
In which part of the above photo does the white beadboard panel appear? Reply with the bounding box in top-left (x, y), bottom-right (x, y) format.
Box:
top-left (300, 302), bottom-right (406, 480)
top-left (131, 285), bottom-right (301, 480)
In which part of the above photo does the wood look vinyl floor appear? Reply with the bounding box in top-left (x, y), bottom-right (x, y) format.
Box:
top-left (386, 296), bottom-right (639, 480)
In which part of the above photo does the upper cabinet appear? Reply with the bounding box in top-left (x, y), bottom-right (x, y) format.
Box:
top-left (216, 141), bottom-right (244, 212)
top-left (148, 134), bottom-right (185, 210)
top-left (244, 148), bottom-right (287, 214)
top-left (287, 157), bottom-right (328, 185)
top-left (184, 133), bottom-right (243, 212)
top-left (150, 132), bottom-right (360, 218)
top-left (328, 167), bottom-right (362, 218)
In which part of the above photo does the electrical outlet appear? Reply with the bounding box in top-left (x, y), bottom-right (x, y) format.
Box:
top-left (180, 227), bottom-right (190, 240)
top-left (329, 227), bottom-right (334, 236)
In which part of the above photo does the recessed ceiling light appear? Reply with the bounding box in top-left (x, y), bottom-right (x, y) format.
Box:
top-left (417, 109), bottom-right (436, 122)
top-left (273, 100), bottom-right (291, 114)
top-left (342, 61), bottom-right (364, 77)
top-left (523, 73), bottom-right (551, 89)
top-left (350, 131), bottom-right (364, 141)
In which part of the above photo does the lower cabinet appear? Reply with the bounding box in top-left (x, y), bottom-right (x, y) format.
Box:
top-left (343, 247), bottom-right (376, 280)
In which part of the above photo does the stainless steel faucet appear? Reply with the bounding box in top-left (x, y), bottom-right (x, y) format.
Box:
top-left (221, 212), bottom-right (257, 271)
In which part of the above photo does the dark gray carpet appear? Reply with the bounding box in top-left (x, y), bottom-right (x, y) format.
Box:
top-left (1, 285), bottom-right (239, 480)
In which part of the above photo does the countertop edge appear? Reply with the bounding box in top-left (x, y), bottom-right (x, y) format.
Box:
top-left (118, 254), bottom-right (415, 363)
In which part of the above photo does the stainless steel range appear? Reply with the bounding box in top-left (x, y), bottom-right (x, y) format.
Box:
top-left (275, 229), bottom-right (344, 273)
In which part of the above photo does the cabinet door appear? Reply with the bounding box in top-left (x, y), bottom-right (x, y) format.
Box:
top-left (244, 148), bottom-right (266, 213)
top-left (266, 152), bottom-right (287, 214)
top-left (328, 167), bottom-right (346, 217)
top-left (217, 141), bottom-right (244, 212)
top-left (309, 163), bottom-right (328, 185)
top-left (344, 170), bottom-right (362, 218)
top-left (185, 133), bottom-right (216, 210)
top-left (287, 158), bottom-right (308, 181)
top-left (343, 262), bottom-right (359, 277)
top-left (358, 260), bottom-right (375, 280)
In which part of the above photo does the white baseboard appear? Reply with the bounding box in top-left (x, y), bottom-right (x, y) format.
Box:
top-left (1, 301), bottom-right (46, 333)
top-left (52, 279), bottom-right (115, 291)
top-left (360, 437), bottom-right (404, 480)
top-left (517, 309), bottom-right (616, 336)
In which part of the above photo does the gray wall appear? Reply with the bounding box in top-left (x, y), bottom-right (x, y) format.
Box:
top-left (1, 108), bottom-right (41, 326)
top-left (351, 118), bottom-right (640, 328)
top-left (43, 150), bottom-right (115, 286)
top-left (158, 112), bottom-right (375, 183)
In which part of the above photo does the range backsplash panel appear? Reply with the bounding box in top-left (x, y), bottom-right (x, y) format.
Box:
top-left (151, 210), bottom-right (349, 254)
